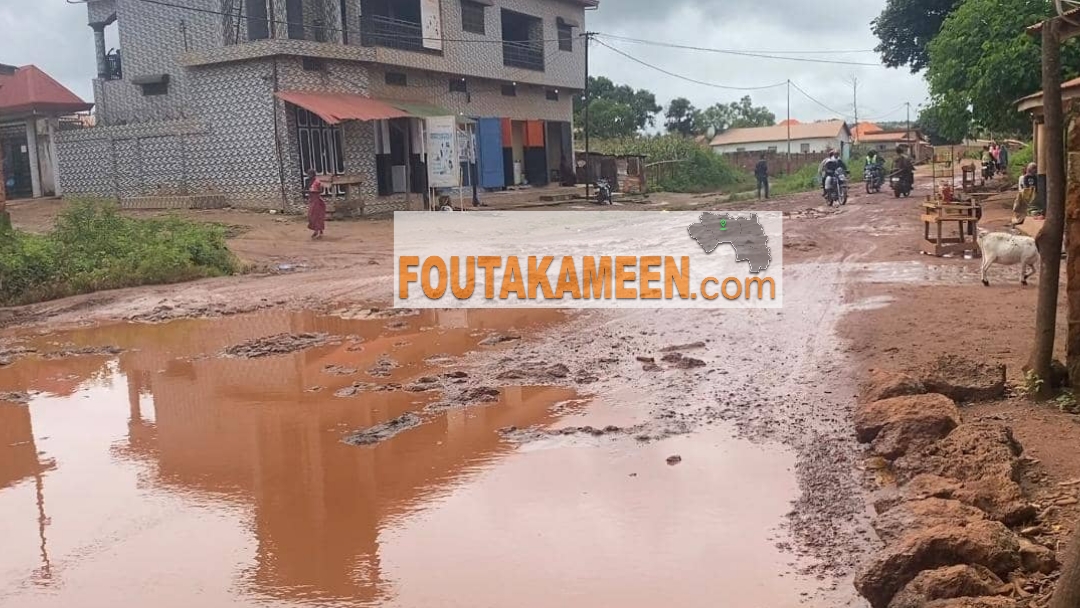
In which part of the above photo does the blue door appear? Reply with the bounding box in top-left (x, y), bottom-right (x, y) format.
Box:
top-left (477, 118), bottom-right (505, 189)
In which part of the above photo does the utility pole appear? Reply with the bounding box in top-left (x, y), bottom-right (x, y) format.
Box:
top-left (847, 76), bottom-right (859, 143)
top-left (786, 80), bottom-right (791, 174)
top-left (905, 102), bottom-right (911, 146)
top-left (583, 31), bottom-right (593, 201)
top-left (1029, 18), bottom-right (1066, 398)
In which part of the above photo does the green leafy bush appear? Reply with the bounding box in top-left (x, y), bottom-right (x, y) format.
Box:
top-left (0, 200), bottom-right (238, 306)
top-left (589, 135), bottom-right (753, 193)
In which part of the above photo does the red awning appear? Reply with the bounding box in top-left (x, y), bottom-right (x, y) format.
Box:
top-left (275, 91), bottom-right (412, 124)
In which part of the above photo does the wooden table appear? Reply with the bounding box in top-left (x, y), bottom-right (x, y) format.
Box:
top-left (921, 198), bottom-right (982, 257)
top-left (322, 174), bottom-right (364, 218)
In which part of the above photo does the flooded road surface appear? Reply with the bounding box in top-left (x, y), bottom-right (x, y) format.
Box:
top-left (0, 308), bottom-right (813, 608)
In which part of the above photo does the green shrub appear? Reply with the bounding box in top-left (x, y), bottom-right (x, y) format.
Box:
top-left (590, 135), bottom-right (753, 193)
top-left (0, 200), bottom-right (238, 306)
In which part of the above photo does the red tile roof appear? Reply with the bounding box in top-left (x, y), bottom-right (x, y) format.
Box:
top-left (709, 120), bottom-right (850, 146)
top-left (0, 65), bottom-right (93, 117)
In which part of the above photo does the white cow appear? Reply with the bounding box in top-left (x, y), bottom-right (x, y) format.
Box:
top-left (976, 229), bottom-right (1039, 287)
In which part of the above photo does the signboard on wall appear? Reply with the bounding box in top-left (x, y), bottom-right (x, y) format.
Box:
top-left (426, 116), bottom-right (458, 188)
top-left (421, 0), bottom-right (443, 51)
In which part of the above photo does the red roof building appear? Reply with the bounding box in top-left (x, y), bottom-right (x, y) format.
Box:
top-left (0, 64), bottom-right (92, 200)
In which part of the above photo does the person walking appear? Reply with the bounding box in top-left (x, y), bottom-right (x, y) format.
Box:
top-left (754, 154), bottom-right (770, 199)
top-left (998, 143), bottom-right (1009, 173)
top-left (305, 169), bottom-right (326, 240)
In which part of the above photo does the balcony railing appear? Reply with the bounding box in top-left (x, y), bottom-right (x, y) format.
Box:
top-left (502, 39), bottom-right (544, 71)
top-left (361, 15), bottom-right (425, 52)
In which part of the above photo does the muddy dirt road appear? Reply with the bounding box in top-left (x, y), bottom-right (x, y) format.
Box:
top-left (2, 178), bottom-right (1052, 608)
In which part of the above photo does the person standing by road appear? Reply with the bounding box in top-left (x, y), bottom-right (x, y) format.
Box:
top-left (754, 154), bottom-right (770, 199)
top-left (998, 143), bottom-right (1009, 173)
top-left (305, 169), bottom-right (326, 240)
top-left (1011, 162), bottom-right (1038, 226)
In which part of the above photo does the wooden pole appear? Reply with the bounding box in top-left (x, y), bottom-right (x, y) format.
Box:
top-left (1031, 18), bottom-right (1066, 397)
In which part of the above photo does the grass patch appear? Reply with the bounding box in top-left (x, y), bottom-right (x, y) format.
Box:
top-left (0, 200), bottom-right (239, 306)
top-left (590, 135), bottom-right (753, 193)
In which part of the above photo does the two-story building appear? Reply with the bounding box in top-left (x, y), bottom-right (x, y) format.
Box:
top-left (58, 0), bottom-right (596, 213)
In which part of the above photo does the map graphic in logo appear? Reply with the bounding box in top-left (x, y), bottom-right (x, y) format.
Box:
top-left (686, 212), bottom-right (772, 273)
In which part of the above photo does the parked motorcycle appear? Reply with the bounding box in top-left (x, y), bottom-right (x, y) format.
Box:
top-left (890, 171), bottom-right (913, 198)
top-left (595, 178), bottom-right (613, 205)
top-left (823, 170), bottom-right (848, 207)
top-left (864, 164), bottom-right (884, 194)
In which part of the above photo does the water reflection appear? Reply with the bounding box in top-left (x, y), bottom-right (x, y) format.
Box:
top-left (0, 310), bottom-right (572, 607)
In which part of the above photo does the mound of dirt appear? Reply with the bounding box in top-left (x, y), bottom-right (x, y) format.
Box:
top-left (874, 474), bottom-right (1036, 527)
top-left (854, 520), bottom-right (1022, 608)
top-left (426, 386), bottom-right (501, 412)
top-left (921, 355), bottom-right (1006, 403)
top-left (0, 391), bottom-right (30, 404)
top-left (40, 345), bottom-right (123, 360)
top-left (872, 498), bottom-right (987, 545)
top-left (344, 413), bottom-right (423, 445)
top-left (893, 423), bottom-right (1023, 484)
top-left (922, 597), bottom-right (1016, 608)
top-left (0, 345), bottom-right (36, 366)
top-left (886, 564), bottom-right (1007, 608)
top-left (854, 393), bottom-right (960, 445)
top-left (861, 369), bottom-right (927, 404)
top-left (225, 333), bottom-right (335, 358)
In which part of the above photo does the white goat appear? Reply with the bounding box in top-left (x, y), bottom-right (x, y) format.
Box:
top-left (976, 229), bottom-right (1039, 287)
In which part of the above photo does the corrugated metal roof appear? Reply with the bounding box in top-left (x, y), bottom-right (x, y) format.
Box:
top-left (859, 130), bottom-right (922, 142)
top-left (275, 91), bottom-right (412, 124)
top-left (0, 65), bottom-right (93, 117)
top-left (709, 120), bottom-right (849, 146)
top-left (1015, 76), bottom-right (1080, 112)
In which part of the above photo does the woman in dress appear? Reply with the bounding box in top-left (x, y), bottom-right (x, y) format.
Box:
top-left (305, 169), bottom-right (325, 240)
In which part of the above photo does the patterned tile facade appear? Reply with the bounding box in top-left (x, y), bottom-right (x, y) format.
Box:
top-left (61, 0), bottom-right (587, 211)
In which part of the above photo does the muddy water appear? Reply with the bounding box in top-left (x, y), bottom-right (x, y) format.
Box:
top-left (0, 309), bottom-right (813, 608)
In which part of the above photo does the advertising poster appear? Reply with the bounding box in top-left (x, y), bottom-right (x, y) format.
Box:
top-left (426, 116), bottom-right (458, 188)
top-left (421, 0), bottom-right (443, 51)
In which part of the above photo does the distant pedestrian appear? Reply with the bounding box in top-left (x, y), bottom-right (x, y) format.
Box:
top-left (998, 143), bottom-right (1009, 172)
top-left (305, 169), bottom-right (325, 240)
top-left (754, 154), bottom-right (770, 199)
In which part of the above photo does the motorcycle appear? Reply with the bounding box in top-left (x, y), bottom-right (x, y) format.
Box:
top-left (864, 164), bottom-right (884, 194)
top-left (981, 160), bottom-right (996, 181)
top-left (823, 170), bottom-right (848, 207)
top-left (890, 171), bottom-right (913, 198)
top-left (595, 178), bottom-right (613, 205)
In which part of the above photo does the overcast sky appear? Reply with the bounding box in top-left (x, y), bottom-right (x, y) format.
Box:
top-left (1, 0), bottom-right (929, 126)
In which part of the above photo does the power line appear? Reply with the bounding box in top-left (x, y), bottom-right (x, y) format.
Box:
top-left (593, 39), bottom-right (787, 91)
top-left (596, 33), bottom-right (883, 66)
top-left (861, 102), bottom-right (908, 121)
top-left (790, 81), bottom-right (849, 119)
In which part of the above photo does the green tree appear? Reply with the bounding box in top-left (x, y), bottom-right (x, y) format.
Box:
top-left (573, 76), bottom-right (661, 138)
top-left (729, 95), bottom-right (776, 128)
top-left (665, 97), bottom-right (697, 136)
top-left (916, 100), bottom-right (972, 144)
top-left (925, 0), bottom-right (1080, 138)
top-left (692, 103), bottom-right (735, 135)
top-left (585, 98), bottom-right (641, 139)
top-left (872, 0), bottom-right (962, 73)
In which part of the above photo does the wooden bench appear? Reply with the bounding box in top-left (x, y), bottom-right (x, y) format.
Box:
top-left (921, 198), bottom-right (982, 257)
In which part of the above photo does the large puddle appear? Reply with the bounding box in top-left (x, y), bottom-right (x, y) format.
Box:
top-left (0, 309), bottom-right (813, 608)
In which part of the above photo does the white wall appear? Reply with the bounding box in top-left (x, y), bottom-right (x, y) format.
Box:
top-left (711, 136), bottom-right (843, 155)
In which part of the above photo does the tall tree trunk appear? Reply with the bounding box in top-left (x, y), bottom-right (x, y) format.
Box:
top-left (1032, 19), bottom-right (1066, 397)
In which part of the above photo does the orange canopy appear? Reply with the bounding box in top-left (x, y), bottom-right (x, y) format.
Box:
top-left (275, 91), bottom-right (412, 124)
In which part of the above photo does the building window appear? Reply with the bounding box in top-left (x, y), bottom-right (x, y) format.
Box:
top-left (557, 23), bottom-right (573, 51)
top-left (767, 146), bottom-right (777, 154)
top-left (735, 147), bottom-right (746, 153)
top-left (385, 72), bottom-right (407, 86)
top-left (450, 78), bottom-right (468, 93)
top-left (545, 88), bottom-right (559, 101)
top-left (800, 143), bottom-right (811, 153)
top-left (296, 107), bottom-right (346, 194)
top-left (302, 57), bottom-right (324, 71)
top-left (501, 83), bottom-right (517, 97)
top-left (245, 0), bottom-right (270, 41)
top-left (461, 1), bottom-right (485, 34)
top-left (140, 81), bottom-right (168, 96)
top-left (501, 9), bottom-right (544, 71)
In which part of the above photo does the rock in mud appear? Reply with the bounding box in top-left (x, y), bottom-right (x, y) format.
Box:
top-left (921, 355), bottom-right (1006, 402)
top-left (322, 365), bottom-right (358, 376)
top-left (40, 345), bottom-right (123, 359)
top-left (874, 474), bottom-right (1035, 527)
top-left (861, 369), bottom-right (926, 403)
top-left (479, 333), bottom-right (521, 346)
top-left (886, 564), bottom-right (1007, 608)
top-left (367, 356), bottom-right (400, 378)
top-left (225, 333), bottom-right (334, 359)
top-left (893, 423), bottom-right (1023, 484)
top-left (675, 357), bottom-right (706, 369)
top-left (854, 520), bottom-right (1022, 608)
top-left (344, 413), bottom-right (423, 445)
top-left (666, 455), bottom-right (682, 465)
top-left (427, 386), bottom-right (501, 411)
top-left (659, 341), bottom-right (706, 352)
top-left (660, 352), bottom-right (684, 363)
top-left (0, 391), bottom-right (30, 404)
top-left (545, 363), bottom-right (570, 378)
top-left (635, 356), bottom-right (655, 363)
top-left (1018, 538), bottom-right (1058, 574)
top-left (872, 498), bottom-right (987, 544)
top-left (642, 362), bottom-right (662, 372)
top-left (854, 393), bottom-right (960, 444)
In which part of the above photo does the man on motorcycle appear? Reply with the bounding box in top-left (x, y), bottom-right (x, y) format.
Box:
top-left (819, 150), bottom-right (847, 196)
top-left (893, 146), bottom-right (914, 190)
top-left (866, 149), bottom-right (882, 169)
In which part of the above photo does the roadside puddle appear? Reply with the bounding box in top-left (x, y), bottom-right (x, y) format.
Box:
top-left (0, 307), bottom-right (822, 608)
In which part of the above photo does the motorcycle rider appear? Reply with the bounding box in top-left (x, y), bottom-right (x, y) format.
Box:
top-left (866, 150), bottom-right (883, 187)
top-left (893, 146), bottom-right (914, 191)
top-left (819, 149), bottom-right (847, 197)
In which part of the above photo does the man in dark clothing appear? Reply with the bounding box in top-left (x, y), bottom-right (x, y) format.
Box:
top-left (754, 155), bottom-right (769, 199)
